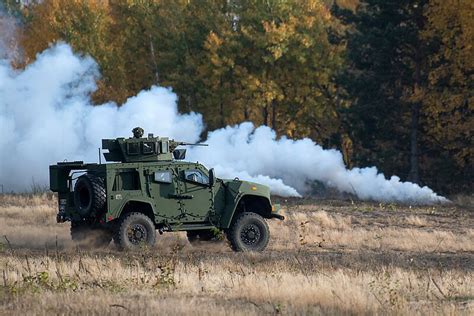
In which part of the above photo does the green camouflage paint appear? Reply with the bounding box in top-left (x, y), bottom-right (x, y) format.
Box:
top-left (49, 128), bottom-right (283, 251)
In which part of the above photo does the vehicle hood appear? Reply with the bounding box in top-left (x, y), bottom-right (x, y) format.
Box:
top-left (221, 178), bottom-right (271, 197)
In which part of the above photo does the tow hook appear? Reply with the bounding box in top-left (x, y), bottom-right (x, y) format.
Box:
top-left (270, 214), bottom-right (285, 220)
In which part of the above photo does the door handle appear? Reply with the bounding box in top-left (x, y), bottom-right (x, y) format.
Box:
top-left (168, 194), bottom-right (193, 199)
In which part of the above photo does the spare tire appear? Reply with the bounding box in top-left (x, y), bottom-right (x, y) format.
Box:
top-left (74, 174), bottom-right (106, 218)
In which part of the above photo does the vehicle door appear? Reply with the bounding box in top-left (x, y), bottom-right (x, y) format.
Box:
top-left (176, 166), bottom-right (213, 223)
top-left (146, 166), bottom-right (184, 223)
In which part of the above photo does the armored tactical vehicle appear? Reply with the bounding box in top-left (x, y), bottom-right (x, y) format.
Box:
top-left (49, 127), bottom-right (283, 251)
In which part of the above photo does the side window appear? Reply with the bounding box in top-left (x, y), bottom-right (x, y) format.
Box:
top-left (113, 170), bottom-right (141, 191)
top-left (142, 142), bottom-right (155, 154)
top-left (154, 171), bottom-right (172, 184)
top-left (127, 143), bottom-right (140, 155)
top-left (184, 170), bottom-right (209, 185)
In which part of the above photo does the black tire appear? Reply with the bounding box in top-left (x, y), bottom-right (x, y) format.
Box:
top-left (74, 174), bottom-right (106, 218)
top-left (186, 230), bottom-right (220, 244)
top-left (115, 212), bottom-right (156, 251)
top-left (227, 212), bottom-right (270, 252)
top-left (70, 222), bottom-right (112, 248)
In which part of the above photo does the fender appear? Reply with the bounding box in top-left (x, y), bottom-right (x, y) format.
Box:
top-left (219, 194), bottom-right (274, 229)
top-left (106, 198), bottom-right (156, 223)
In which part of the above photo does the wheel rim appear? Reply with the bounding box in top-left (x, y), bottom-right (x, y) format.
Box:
top-left (127, 224), bottom-right (148, 245)
top-left (240, 224), bottom-right (261, 245)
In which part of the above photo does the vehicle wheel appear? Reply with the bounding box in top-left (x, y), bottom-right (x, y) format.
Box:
top-left (70, 222), bottom-right (112, 248)
top-left (115, 212), bottom-right (156, 251)
top-left (73, 174), bottom-right (106, 218)
top-left (186, 230), bottom-right (220, 244)
top-left (227, 212), bottom-right (269, 252)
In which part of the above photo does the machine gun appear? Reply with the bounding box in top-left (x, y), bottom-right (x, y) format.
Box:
top-left (169, 141), bottom-right (208, 160)
top-left (170, 140), bottom-right (207, 152)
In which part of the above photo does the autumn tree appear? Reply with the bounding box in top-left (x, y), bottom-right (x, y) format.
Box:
top-left (20, 0), bottom-right (118, 103)
top-left (151, 0), bottom-right (231, 117)
top-left (0, 0), bottom-right (24, 62)
top-left (12, 0), bottom-right (473, 193)
top-left (335, 0), bottom-right (472, 192)
top-left (334, 0), bottom-right (433, 184)
top-left (420, 0), bottom-right (473, 192)
top-left (197, 0), bottom-right (346, 142)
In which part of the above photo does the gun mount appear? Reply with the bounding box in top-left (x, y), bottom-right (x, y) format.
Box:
top-left (102, 127), bottom-right (207, 163)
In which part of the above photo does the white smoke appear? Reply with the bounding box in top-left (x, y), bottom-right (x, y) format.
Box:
top-left (187, 123), bottom-right (448, 203)
top-left (0, 43), bottom-right (447, 204)
top-left (0, 43), bottom-right (202, 191)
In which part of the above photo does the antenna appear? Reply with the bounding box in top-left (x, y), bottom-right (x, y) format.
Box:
top-left (98, 148), bottom-right (102, 164)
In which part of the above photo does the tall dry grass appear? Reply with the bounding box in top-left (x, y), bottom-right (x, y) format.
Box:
top-left (0, 194), bottom-right (473, 315)
top-left (0, 193), bottom-right (70, 249)
top-left (270, 209), bottom-right (473, 253)
top-left (1, 251), bottom-right (473, 315)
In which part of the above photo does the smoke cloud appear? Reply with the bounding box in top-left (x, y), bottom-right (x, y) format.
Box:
top-left (0, 43), bottom-right (447, 204)
top-left (187, 124), bottom-right (447, 203)
top-left (0, 43), bottom-right (202, 190)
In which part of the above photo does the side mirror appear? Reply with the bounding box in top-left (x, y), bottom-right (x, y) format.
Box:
top-left (209, 168), bottom-right (215, 187)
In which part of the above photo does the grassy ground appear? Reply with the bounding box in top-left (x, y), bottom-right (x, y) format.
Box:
top-left (0, 194), bottom-right (473, 315)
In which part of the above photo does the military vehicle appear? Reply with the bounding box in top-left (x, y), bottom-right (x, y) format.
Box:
top-left (49, 127), bottom-right (284, 251)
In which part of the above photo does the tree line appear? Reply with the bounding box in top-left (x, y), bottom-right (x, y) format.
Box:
top-left (2, 0), bottom-right (472, 194)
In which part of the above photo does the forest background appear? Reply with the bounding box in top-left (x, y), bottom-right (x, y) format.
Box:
top-left (1, 0), bottom-right (472, 195)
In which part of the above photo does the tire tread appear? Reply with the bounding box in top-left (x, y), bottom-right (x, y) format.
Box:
top-left (114, 212), bottom-right (156, 251)
top-left (227, 212), bottom-right (269, 252)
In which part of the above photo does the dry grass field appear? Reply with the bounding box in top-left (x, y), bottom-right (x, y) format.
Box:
top-left (0, 194), bottom-right (473, 315)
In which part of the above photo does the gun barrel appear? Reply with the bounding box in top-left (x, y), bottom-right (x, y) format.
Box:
top-left (181, 142), bottom-right (208, 146)
top-left (173, 141), bottom-right (208, 147)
